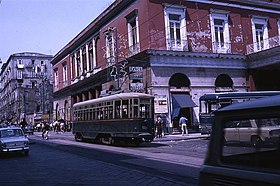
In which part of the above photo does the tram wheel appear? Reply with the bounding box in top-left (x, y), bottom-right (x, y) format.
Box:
top-left (74, 133), bottom-right (83, 141)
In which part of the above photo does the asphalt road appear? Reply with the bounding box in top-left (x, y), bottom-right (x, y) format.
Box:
top-left (0, 132), bottom-right (209, 185)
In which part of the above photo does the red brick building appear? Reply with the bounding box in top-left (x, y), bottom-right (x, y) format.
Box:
top-left (51, 0), bottom-right (280, 132)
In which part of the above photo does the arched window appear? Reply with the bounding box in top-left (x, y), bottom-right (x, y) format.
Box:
top-left (169, 73), bottom-right (190, 89)
top-left (215, 74), bottom-right (233, 92)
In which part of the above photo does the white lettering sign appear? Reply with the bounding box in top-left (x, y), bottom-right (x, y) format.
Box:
top-left (130, 82), bottom-right (144, 91)
top-left (129, 66), bottom-right (143, 72)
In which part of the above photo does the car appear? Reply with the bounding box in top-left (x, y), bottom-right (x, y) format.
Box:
top-left (224, 119), bottom-right (280, 147)
top-left (199, 95), bottom-right (280, 186)
top-left (0, 127), bottom-right (30, 156)
top-left (24, 125), bottom-right (34, 135)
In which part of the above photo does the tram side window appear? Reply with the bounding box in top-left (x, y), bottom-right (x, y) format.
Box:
top-left (84, 106), bottom-right (88, 120)
top-left (73, 111), bottom-right (78, 121)
top-left (92, 107), bottom-right (96, 120)
top-left (122, 100), bottom-right (128, 118)
top-left (104, 106), bottom-right (108, 119)
top-left (129, 99), bottom-right (133, 118)
top-left (89, 109), bottom-right (93, 120)
top-left (108, 105), bottom-right (113, 119)
top-left (133, 98), bottom-right (139, 118)
top-left (140, 104), bottom-right (150, 118)
top-left (115, 100), bottom-right (121, 118)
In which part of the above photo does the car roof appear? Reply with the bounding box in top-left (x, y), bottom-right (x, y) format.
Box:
top-left (0, 126), bottom-right (22, 130)
top-left (218, 94), bottom-right (280, 112)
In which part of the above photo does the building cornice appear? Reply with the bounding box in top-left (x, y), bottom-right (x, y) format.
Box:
top-left (185, 0), bottom-right (280, 14)
top-left (146, 50), bottom-right (246, 69)
top-left (146, 49), bottom-right (245, 60)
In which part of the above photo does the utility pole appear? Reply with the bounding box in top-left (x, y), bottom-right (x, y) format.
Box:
top-left (115, 28), bottom-right (120, 89)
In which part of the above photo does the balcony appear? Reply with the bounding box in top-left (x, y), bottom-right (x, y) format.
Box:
top-left (246, 35), bottom-right (280, 55)
top-left (212, 42), bottom-right (231, 54)
top-left (128, 43), bottom-right (140, 57)
top-left (166, 39), bottom-right (188, 51)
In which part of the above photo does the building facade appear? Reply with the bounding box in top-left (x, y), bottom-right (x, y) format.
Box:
top-left (51, 0), bottom-right (280, 132)
top-left (0, 52), bottom-right (53, 125)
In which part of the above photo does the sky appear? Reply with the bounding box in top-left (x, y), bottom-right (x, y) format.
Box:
top-left (0, 0), bottom-right (115, 62)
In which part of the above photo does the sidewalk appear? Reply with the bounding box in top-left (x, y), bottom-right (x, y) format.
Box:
top-left (29, 131), bottom-right (209, 142)
top-left (153, 133), bottom-right (209, 142)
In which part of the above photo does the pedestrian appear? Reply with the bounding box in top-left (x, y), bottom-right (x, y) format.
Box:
top-left (42, 122), bottom-right (50, 140)
top-left (179, 116), bottom-right (188, 136)
top-left (155, 116), bottom-right (163, 138)
top-left (19, 118), bottom-right (28, 129)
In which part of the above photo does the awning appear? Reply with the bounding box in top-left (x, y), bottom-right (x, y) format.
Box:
top-left (172, 93), bottom-right (197, 108)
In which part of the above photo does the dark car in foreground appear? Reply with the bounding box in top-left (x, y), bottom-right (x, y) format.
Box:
top-left (0, 127), bottom-right (29, 156)
top-left (200, 95), bottom-right (280, 186)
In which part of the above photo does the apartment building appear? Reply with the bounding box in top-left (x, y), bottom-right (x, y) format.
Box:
top-left (51, 0), bottom-right (280, 132)
top-left (0, 52), bottom-right (53, 125)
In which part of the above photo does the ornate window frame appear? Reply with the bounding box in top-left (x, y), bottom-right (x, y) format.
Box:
top-left (210, 9), bottom-right (231, 53)
top-left (164, 4), bottom-right (188, 51)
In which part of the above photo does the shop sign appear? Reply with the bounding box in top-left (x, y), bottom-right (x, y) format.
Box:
top-left (129, 73), bottom-right (143, 80)
top-left (129, 66), bottom-right (143, 72)
top-left (155, 95), bottom-right (168, 113)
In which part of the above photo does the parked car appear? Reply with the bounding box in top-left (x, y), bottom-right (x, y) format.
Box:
top-left (24, 125), bottom-right (34, 135)
top-left (224, 119), bottom-right (280, 147)
top-left (0, 127), bottom-right (29, 156)
top-left (200, 95), bottom-right (280, 186)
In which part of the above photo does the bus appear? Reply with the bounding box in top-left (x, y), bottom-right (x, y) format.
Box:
top-left (72, 92), bottom-right (155, 145)
top-left (199, 91), bottom-right (280, 134)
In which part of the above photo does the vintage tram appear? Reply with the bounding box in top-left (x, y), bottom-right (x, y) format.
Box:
top-left (72, 92), bottom-right (155, 145)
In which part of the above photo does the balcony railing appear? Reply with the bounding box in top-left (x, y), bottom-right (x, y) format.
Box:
top-left (246, 35), bottom-right (280, 55)
top-left (128, 43), bottom-right (140, 57)
top-left (212, 42), bottom-right (231, 54)
top-left (166, 39), bottom-right (188, 51)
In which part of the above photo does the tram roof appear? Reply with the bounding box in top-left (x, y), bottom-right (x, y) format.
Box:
top-left (73, 92), bottom-right (154, 107)
top-left (199, 91), bottom-right (280, 101)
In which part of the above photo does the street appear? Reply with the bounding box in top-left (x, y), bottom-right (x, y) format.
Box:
top-left (0, 132), bottom-right (209, 185)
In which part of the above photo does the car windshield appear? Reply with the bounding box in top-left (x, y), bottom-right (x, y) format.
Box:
top-left (0, 129), bottom-right (24, 138)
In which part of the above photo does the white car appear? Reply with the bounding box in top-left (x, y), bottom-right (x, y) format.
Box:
top-left (0, 127), bottom-right (29, 156)
top-left (224, 119), bottom-right (280, 146)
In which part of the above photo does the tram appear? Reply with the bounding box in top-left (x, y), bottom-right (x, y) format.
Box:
top-left (72, 92), bottom-right (155, 145)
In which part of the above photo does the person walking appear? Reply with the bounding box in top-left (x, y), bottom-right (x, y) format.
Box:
top-left (179, 116), bottom-right (188, 136)
top-left (42, 123), bottom-right (50, 140)
top-left (155, 116), bottom-right (163, 138)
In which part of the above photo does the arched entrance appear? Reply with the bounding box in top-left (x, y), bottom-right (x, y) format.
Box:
top-left (169, 73), bottom-right (196, 132)
top-left (215, 74), bottom-right (234, 92)
top-left (64, 101), bottom-right (69, 121)
top-left (55, 103), bottom-right (60, 121)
